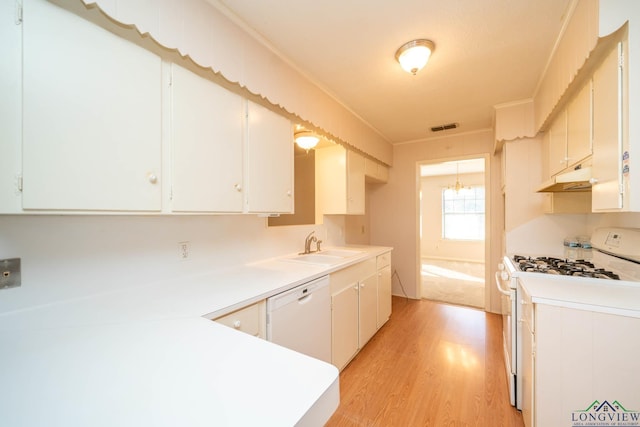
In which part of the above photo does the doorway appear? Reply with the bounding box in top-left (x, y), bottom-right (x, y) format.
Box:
top-left (418, 157), bottom-right (486, 309)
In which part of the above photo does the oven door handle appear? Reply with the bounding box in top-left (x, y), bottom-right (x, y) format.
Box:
top-left (495, 272), bottom-right (512, 296)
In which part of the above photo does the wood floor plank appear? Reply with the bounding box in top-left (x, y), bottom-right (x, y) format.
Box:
top-left (326, 297), bottom-right (524, 427)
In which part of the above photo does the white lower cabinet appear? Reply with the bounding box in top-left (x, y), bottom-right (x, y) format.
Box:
top-left (331, 280), bottom-right (360, 370)
top-left (358, 273), bottom-right (378, 347)
top-left (377, 252), bottom-right (392, 328)
top-left (520, 284), bottom-right (535, 427)
top-left (330, 253), bottom-right (392, 371)
top-left (213, 300), bottom-right (266, 339)
top-left (519, 282), bottom-right (640, 427)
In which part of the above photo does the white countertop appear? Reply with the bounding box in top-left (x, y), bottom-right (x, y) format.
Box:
top-left (518, 274), bottom-right (640, 318)
top-left (0, 245), bottom-right (392, 426)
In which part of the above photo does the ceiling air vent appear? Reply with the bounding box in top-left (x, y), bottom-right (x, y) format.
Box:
top-left (430, 122), bottom-right (459, 132)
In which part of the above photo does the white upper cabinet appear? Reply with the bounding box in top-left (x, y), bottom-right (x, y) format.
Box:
top-left (364, 158), bottom-right (389, 184)
top-left (547, 111), bottom-right (568, 177)
top-left (546, 81), bottom-right (593, 179)
top-left (171, 64), bottom-right (244, 213)
top-left (22, 0), bottom-right (162, 211)
top-left (592, 42), bottom-right (624, 211)
top-left (245, 101), bottom-right (294, 214)
top-left (566, 80), bottom-right (593, 167)
top-left (346, 151), bottom-right (366, 214)
top-left (315, 145), bottom-right (365, 218)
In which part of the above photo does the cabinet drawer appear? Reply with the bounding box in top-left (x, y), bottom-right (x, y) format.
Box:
top-left (213, 300), bottom-right (266, 338)
top-left (330, 258), bottom-right (376, 294)
top-left (377, 252), bottom-right (391, 269)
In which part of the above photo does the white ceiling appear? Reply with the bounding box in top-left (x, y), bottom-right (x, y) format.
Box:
top-left (210, 0), bottom-right (572, 144)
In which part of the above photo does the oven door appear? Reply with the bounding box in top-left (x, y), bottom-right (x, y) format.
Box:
top-left (495, 270), bottom-right (517, 407)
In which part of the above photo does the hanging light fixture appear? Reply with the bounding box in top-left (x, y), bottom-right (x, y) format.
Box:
top-left (294, 130), bottom-right (319, 151)
top-left (395, 39), bottom-right (435, 75)
top-left (448, 162), bottom-right (470, 193)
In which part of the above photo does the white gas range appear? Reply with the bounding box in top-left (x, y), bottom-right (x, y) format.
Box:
top-left (496, 227), bottom-right (640, 410)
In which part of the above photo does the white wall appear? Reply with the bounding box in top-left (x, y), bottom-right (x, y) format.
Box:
top-left (368, 130), bottom-right (500, 311)
top-left (420, 172), bottom-right (485, 262)
top-left (0, 215), bottom-right (346, 314)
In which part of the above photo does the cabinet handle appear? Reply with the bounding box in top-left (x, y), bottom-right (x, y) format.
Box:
top-left (233, 320), bottom-right (241, 329)
top-left (234, 184), bottom-right (242, 192)
top-left (147, 173), bottom-right (158, 184)
top-left (589, 178), bottom-right (599, 185)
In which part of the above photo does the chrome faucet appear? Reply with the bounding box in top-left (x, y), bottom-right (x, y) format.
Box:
top-left (302, 231), bottom-right (318, 254)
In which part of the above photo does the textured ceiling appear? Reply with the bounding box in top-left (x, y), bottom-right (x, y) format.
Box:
top-left (211, 0), bottom-right (573, 144)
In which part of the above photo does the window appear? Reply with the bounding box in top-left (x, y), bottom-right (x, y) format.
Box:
top-left (442, 186), bottom-right (485, 240)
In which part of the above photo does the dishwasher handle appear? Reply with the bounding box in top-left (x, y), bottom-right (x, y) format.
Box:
top-left (298, 293), bottom-right (313, 304)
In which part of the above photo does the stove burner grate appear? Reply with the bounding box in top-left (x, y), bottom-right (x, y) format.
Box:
top-left (513, 255), bottom-right (620, 280)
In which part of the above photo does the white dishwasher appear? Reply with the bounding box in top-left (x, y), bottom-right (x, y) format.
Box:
top-left (266, 275), bottom-right (331, 363)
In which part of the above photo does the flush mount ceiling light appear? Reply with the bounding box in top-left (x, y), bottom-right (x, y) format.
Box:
top-left (395, 39), bottom-right (435, 75)
top-left (294, 130), bottom-right (320, 151)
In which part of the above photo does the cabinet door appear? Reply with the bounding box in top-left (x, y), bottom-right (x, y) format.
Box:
top-left (22, 0), bottom-right (161, 211)
top-left (315, 145), bottom-right (347, 216)
top-left (171, 64), bottom-right (244, 212)
top-left (213, 300), bottom-right (266, 339)
top-left (358, 273), bottom-right (378, 347)
top-left (548, 110), bottom-right (568, 177)
top-left (331, 282), bottom-right (359, 370)
top-left (377, 265), bottom-right (392, 328)
top-left (592, 43), bottom-right (623, 211)
top-left (246, 101), bottom-right (293, 213)
top-left (566, 80), bottom-right (592, 166)
top-left (315, 145), bottom-right (366, 216)
top-left (347, 151), bottom-right (365, 214)
top-left (521, 319), bottom-right (535, 427)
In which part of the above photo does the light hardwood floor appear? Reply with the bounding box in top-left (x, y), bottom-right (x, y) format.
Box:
top-left (326, 297), bottom-right (524, 426)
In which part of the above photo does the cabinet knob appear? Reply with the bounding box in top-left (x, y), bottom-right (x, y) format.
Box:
top-left (234, 184), bottom-right (242, 192)
top-left (233, 320), bottom-right (241, 329)
top-left (360, 283), bottom-right (365, 288)
top-left (589, 178), bottom-right (599, 185)
top-left (287, 190), bottom-right (292, 197)
top-left (147, 173), bottom-right (158, 184)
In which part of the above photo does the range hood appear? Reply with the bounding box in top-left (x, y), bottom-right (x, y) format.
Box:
top-left (537, 166), bottom-right (593, 192)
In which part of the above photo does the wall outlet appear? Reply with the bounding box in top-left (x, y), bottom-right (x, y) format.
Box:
top-left (178, 241), bottom-right (190, 260)
top-left (0, 258), bottom-right (21, 289)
